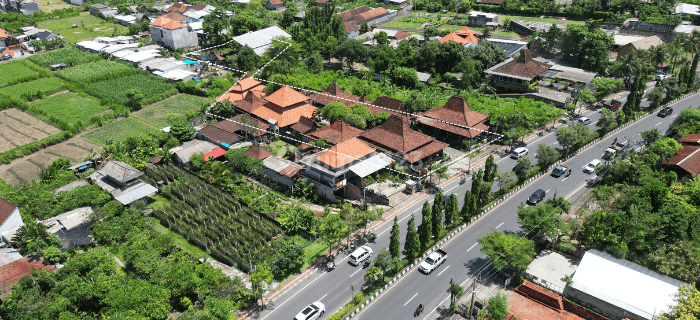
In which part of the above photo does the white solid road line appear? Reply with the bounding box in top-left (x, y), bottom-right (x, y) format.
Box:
top-left (404, 293), bottom-right (419, 306)
top-left (260, 272), bottom-right (327, 320)
top-left (566, 184), bottom-right (587, 200)
top-left (319, 293), bottom-right (328, 301)
top-left (350, 268), bottom-right (362, 277)
top-left (496, 222), bottom-right (504, 229)
top-left (545, 189), bottom-right (550, 193)
top-left (655, 122), bottom-right (663, 126)
top-left (437, 266), bottom-right (450, 276)
top-left (467, 243), bottom-right (477, 252)
top-left (562, 177), bottom-right (569, 182)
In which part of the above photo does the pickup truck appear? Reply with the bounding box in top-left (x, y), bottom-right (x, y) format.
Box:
top-left (603, 141), bottom-right (627, 160)
top-left (419, 249), bottom-right (447, 274)
top-left (551, 165), bottom-right (570, 178)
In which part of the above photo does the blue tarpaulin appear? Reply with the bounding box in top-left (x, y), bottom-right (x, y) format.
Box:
top-left (78, 165), bottom-right (88, 170)
top-left (221, 142), bottom-right (230, 147)
top-left (183, 60), bottom-right (196, 65)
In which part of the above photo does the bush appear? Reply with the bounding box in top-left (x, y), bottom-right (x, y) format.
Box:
top-left (584, 131), bottom-right (600, 144)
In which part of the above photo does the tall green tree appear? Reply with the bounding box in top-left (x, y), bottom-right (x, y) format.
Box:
top-left (513, 157), bottom-right (531, 181)
top-left (335, 39), bottom-right (367, 71)
top-left (483, 155), bottom-right (497, 184)
top-left (461, 189), bottom-right (477, 221)
top-left (235, 45), bottom-right (260, 71)
top-left (535, 143), bottom-right (558, 168)
top-left (560, 20), bottom-right (614, 73)
top-left (555, 122), bottom-right (589, 150)
top-left (389, 216), bottom-right (401, 259)
top-left (516, 200), bottom-right (565, 239)
top-left (318, 211), bottom-right (346, 256)
top-left (418, 201), bottom-right (433, 251)
top-left (445, 193), bottom-right (459, 228)
top-left (432, 191), bottom-right (444, 239)
top-left (478, 229), bottom-right (536, 272)
top-left (485, 293), bottom-right (510, 320)
top-left (404, 214), bottom-right (420, 260)
top-left (166, 113), bottom-right (195, 142)
top-left (660, 285), bottom-right (700, 320)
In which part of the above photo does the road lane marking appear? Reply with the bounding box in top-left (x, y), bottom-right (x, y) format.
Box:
top-left (496, 222), bottom-right (504, 229)
top-left (545, 189), bottom-right (550, 193)
top-left (566, 184), bottom-right (587, 200)
top-left (655, 122), bottom-right (663, 126)
top-left (260, 272), bottom-right (327, 320)
top-left (350, 268), bottom-right (362, 277)
top-left (562, 177), bottom-right (569, 181)
top-left (319, 294), bottom-right (327, 301)
top-left (467, 243), bottom-right (477, 252)
top-left (404, 293), bottom-right (419, 306)
top-left (437, 266), bottom-right (450, 276)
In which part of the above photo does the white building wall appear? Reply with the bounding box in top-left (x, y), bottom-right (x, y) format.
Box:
top-left (0, 208), bottom-right (24, 237)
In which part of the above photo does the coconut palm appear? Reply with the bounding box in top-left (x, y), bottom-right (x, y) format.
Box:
top-left (649, 45), bottom-right (668, 72)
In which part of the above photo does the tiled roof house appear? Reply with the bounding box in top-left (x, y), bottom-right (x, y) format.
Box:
top-left (678, 134), bottom-right (700, 145)
top-left (360, 115), bottom-right (449, 164)
top-left (0, 255), bottom-right (56, 299)
top-left (166, 2), bottom-right (189, 14)
top-left (252, 86), bottom-right (316, 128)
top-left (417, 96), bottom-right (490, 139)
top-left (162, 12), bottom-right (190, 24)
top-left (484, 47), bottom-right (552, 92)
top-left (245, 144), bottom-right (275, 160)
top-left (308, 120), bottom-right (365, 145)
top-left (197, 125), bottom-right (242, 148)
top-left (234, 91), bottom-right (268, 113)
top-left (264, 0), bottom-right (284, 10)
top-left (221, 77), bottom-right (267, 103)
top-left (309, 83), bottom-right (372, 107)
top-left (149, 16), bottom-right (198, 49)
top-left (662, 145), bottom-right (700, 176)
top-left (316, 137), bottom-right (376, 170)
top-left (336, 6), bottom-right (391, 35)
top-left (290, 116), bottom-right (319, 135)
top-left (369, 95), bottom-right (412, 123)
top-left (439, 26), bottom-right (480, 47)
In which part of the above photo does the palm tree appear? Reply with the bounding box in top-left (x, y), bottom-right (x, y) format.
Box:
top-left (668, 43), bottom-right (683, 74)
top-left (649, 45), bottom-right (668, 72)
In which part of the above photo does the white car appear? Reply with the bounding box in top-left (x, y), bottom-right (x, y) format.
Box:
top-left (511, 147), bottom-right (528, 159)
top-left (577, 117), bottom-right (592, 125)
top-left (294, 302), bottom-right (325, 320)
top-left (349, 245), bottom-right (373, 266)
top-left (583, 159), bottom-right (602, 174)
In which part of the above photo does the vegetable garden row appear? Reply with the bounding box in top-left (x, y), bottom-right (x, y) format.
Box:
top-left (84, 74), bottom-right (177, 106)
top-left (144, 164), bottom-right (284, 272)
top-left (28, 47), bottom-right (101, 68)
top-left (56, 60), bottom-right (137, 83)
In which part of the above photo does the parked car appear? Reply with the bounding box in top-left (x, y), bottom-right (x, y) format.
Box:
top-left (510, 147), bottom-right (528, 159)
top-left (0, 54), bottom-right (11, 61)
top-left (577, 117), bottom-right (592, 125)
top-left (583, 159), bottom-right (602, 174)
top-left (349, 246), bottom-right (373, 266)
top-left (658, 107), bottom-right (673, 117)
top-left (294, 302), bottom-right (325, 320)
top-left (666, 128), bottom-right (678, 137)
top-left (527, 189), bottom-right (546, 205)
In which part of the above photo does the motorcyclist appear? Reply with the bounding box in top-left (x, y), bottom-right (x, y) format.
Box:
top-left (418, 303), bottom-right (424, 312)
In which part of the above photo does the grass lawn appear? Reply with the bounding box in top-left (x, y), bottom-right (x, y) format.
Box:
top-left (148, 218), bottom-right (213, 260)
top-left (148, 195), bottom-right (170, 212)
top-left (83, 117), bottom-right (159, 146)
top-left (267, 140), bottom-right (296, 157)
top-left (303, 240), bottom-right (328, 268)
top-left (37, 13), bottom-right (129, 44)
top-left (133, 94), bottom-right (209, 127)
top-left (29, 92), bottom-right (110, 126)
top-left (494, 30), bottom-right (521, 37)
top-left (499, 14), bottom-right (586, 27)
top-left (35, 0), bottom-right (73, 11)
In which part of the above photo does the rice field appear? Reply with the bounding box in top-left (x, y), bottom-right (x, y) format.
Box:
top-left (29, 47), bottom-right (102, 68)
top-left (0, 77), bottom-right (66, 100)
top-left (83, 117), bottom-right (159, 146)
top-left (29, 92), bottom-right (110, 126)
top-left (84, 74), bottom-right (177, 106)
top-left (0, 61), bottom-right (44, 88)
top-left (56, 60), bottom-right (137, 83)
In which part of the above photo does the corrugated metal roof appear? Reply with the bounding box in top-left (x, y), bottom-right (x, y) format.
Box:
top-left (232, 26), bottom-right (291, 56)
top-left (114, 183), bottom-right (158, 205)
top-left (349, 153), bottom-right (392, 177)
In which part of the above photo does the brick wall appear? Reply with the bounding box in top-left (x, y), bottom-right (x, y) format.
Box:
top-left (516, 280), bottom-right (563, 311)
top-left (345, 183), bottom-right (363, 200)
top-left (563, 298), bottom-right (610, 320)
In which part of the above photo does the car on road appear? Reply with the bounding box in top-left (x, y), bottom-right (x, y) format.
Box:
top-left (349, 246), bottom-right (373, 266)
top-left (583, 159), bottom-right (602, 174)
top-left (665, 127), bottom-right (678, 137)
top-left (656, 74), bottom-right (669, 80)
top-left (0, 54), bottom-right (11, 61)
top-left (419, 249), bottom-right (447, 274)
top-left (294, 302), bottom-right (325, 320)
top-left (527, 189), bottom-right (546, 205)
top-left (551, 165), bottom-right (570, 178)
top-left (577, 117), bottom-right (592, 125)
top-left (658, 107), bottom-right (673, 117)
top-left (510, 147), bottom-right (528, 159)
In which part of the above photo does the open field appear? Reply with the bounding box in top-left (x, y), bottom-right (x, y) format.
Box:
top-left (0, 77), bottom-right (66, 100)
top-left (56, 60), bottom-right (137, 83)
top-left (37, 13), bottom-right (129, 45)
top-left (0, 61), bottom-right (44, 88)
top-left (0, 108), bottom-right (62, 153)
top-left (0, 136), bottom-right (100, 185)
top-left (84, 74), bottom-right (177, 106)
top-left (29, 92), bottom-right (110, 126)
top-left (35, 0), bottom-right (73, 12)
top-left (83, 117), bottom-right (159, 146)
top-left (29, 48), bottom-right (102, 68)
top-left (133, 94), bottom-right (209, 127)
top-left (499, 15), bottom-right (586, 26)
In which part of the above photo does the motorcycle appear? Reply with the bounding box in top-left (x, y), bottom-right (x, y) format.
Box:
top-left (363, 259), bottom-right (371, 268)
top-left (414, 304), bottom-right (424, 317)
top-left (366, 233), bottom-right (377, 243)
top-left (459, 177), bottom-right (466, 185)
top-left (326, 259), bottom-right (336, 271)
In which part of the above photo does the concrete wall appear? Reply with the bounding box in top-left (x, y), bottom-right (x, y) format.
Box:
top-left (0, 208), bottom-right (23, 237)
top-left (564, 286), bottom-right (648, 320)
top-left (469, 15), bottom-right (498, 27)
top-left (150, 25), bottom-right (198, 49)
top-left (312, 181), bottom-right (337, 202)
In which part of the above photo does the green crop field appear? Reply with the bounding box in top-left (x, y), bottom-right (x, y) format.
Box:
top-left (56, 60), bottom-right (137, 83)
top-left (0, 61), bottom-right (43, 88)
top-left (133, 94), bottom-right (209, 127)
top-left (29, 92), bottom-right (110, 126)
top-left (29, 47), bottom-right (102, 68)
top-left (0, 77), bottom-right (66, 100)
top-left (84, 117), bottom-right (159, 146)
top-left (37, 13), bottom-right (129, 45)
top-left (84, 74), bottom-right (177, 106)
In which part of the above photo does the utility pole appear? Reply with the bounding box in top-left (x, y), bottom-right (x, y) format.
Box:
top-left (469, 277), bottom-right (477, 318)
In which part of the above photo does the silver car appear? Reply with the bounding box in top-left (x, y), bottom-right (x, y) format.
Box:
top-left (577, 117), bottom-right (592, 125)
top-left (511, 147), bottom-right (528, 159)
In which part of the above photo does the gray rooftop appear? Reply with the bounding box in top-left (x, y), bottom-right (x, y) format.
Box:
top-left (486, 38), bottom-right (528, 58)
top-left (232, 26), bottom-right (292, 56)
top-left (169, 140), bottom-right (218, 162)
top-left (54, 180), bottom-right (90, 194)
top-left (525, 251), bottom-right (578, 294)
top-left (100, 160), bottom-right (144, 184)
top-left (0, 248), bottom-right (22, 268)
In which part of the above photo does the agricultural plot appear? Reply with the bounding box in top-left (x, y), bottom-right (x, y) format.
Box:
top-left (0, 108), bottom-right (62, 153)
top-left (144, 165), bottom-right (284, 272)
top-left (0, 77), bottom-right (66, 100)
top-left (29, 47), bottom-right (101, 68)
top-left (29, 92), bottom-right (110, 126)
top-left (83, 117), bottom-right (159, 146)
top-left (37, 13), bottom-right (129, 45)
top-left (0, 136), bottom-right (100, 185)
top-left (56, 60), bottom-right (137, 83)
top-left (0, 61), bottom-right (43, 88)
top-left (84, 74), bottom-right (177, 106)
top-left (133, 94), bottom-right (209, 127)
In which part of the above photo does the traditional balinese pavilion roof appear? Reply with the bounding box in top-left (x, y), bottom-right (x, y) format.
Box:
top-left (234, 91), bottom-right (267, 113)
top-left (252, 86), bottom-right (316, 127)
top-left (484, 48), bottom-right (552, 81)
top-left (290, 116), bottom-right (319, 135)
top-left (198, 124), bottom-right (241, 146)
top-left (417, 96), bottom-right (490, 138)
top-left (217, 114), bottom-right (270, 137)
top-left (360, 115), bottom-right (449, 163)
top-left (100, 160), bottom-right (143, 184)
top-left (662, 145), bottom-right (700, 176)
top-left (439, 26), bottom-right (479, 45)
top-left (316, 137), bottom-right (375, 170)
top-left (369, 96), bottom-right (411, 122)
top-left (308, 83), bottom-right (371, 107)
top-left (245, 144), bottom-right (275, 160)
top-left (221, 77), bottom-right (266, 103)
top-left (308, 120), bottom-right (364, 145)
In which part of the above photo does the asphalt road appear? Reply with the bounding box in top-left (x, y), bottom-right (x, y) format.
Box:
top-left (253, 85), bottom-right (672, 320)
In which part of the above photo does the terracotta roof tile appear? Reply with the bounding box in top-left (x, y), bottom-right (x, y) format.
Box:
top-left (664, 145), bottom-right (700, 175)
top-left (290, 116), bottom-right (318, 134)
top-left (353, 7), bottom-right (389, 24)
top-left (265, 86), bottom-right (309, 108)
top-left (166, 3), bottom-right (189, 13)
top-left (678, 134), bottom-right (700, 145)
top-left (198, 125), bottom-right (241, 146)
top-left (204, 147), bottom-right (227, 161)
top-left (417, 95), bottom-right (490, 137)
top-left (214, 114), bottom-right (269, 136)
top-left (267, 0), bottom-right (283, 5)
top-left (360, 115), bottom-right (435, 154)
top-left (337, 6), bottom-right (372, 22)
top-left (163, 20), bottom-right (184, 30)
top-left (234, 77), bottom-right (263, 92)
top-left (150, 16), bottom-right (171, 26)
top-left (491, 48), bottom-right (552, 79)
top-left (252, 102), bottom-right (316, 127)
top-left (0, 255), bottom-right (55, 299)
top-left (406, 140), bottom-right (449, 163)
top-left (309, 83), bottom-right (366, 107)
top-left (191, 3), bottom-right (207, 11)
top-left (394, 30), bottom-right (412, 40)
top-left (454, 26), bottom-right (477, 37)
top-left (316, 137), bottom-right (374, 168)
top-left (0, 196), bottom-right (17, 227)
top-left (245, 145), bottom-right (274, 160)
top-left (279, 162), bottom-right (301, 177)
top-left (517, 280), bottom-right (564, 311)
top-left (344, 21), bottom-right (360, 34)
top-left (163, 12), bottom-right (188, 22)
top-left (234, 91), bottom-right (268, 113)
top-left (308, 120), bottom-right (365, 144)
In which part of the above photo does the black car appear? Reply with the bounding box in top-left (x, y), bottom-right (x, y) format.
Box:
top-left (527, 189), bottom-right (546, 205)
top-left (658, 107), bottom-right (673, 117)
top-left (666, 128), bottom-right (678, 137)
top-left (0, 54), bottom-right (11, 61)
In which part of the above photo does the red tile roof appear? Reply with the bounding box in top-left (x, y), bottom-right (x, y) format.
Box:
top-left (204, 147), bottom-right (227, 161)
top-left (309, 120), bottom-right (365, 145)
top-left (309, 83), bottom-right (366, 107)
top-left (490, 48), bottom-right (552, 80)
top-left (360, 115), bottom-right (435, 154)
top-left (517, 280), bottom-right (563, 312)
top-left (316, 137), bottom-right (374, 169)
top-left (278, 161), bottom-right (301, 178)
top-left (663, 145), bottom-right (700, 175)
top-left (678, 134), bottom-right (700, 145)
top-left (290, 116), bottom-right (318, 134)
top-left (406, 140), bottom-right (449, 163)
top-left (166, 3), bottom-right (189, 13)
top-left (224, 113), bottom-right (270, 136)
top-left (454, 26), bottom-right (478, 37)
top-left (191, 3), bottom-right (207, 11)
top-left (252, 102), bottom-right (317, 128)
top-left (354, 7), bottom-right (389, 24)
top-left (163, 12), bottom-right (189, 22)
top-left (417, 95), bottom-right (490, 138)
top-left (344, 21), bottom-right (360, 34)
top-left (0, 197), bottom-right (17, 227)
top-left (198, 125), bottom-right (241, 146)
top-left (394, 30), bottom-right (412, 40)
top-left (0, 255), bottom-right (55, 299)
top-left (233, 91), bottom-right (267, 113)
top-left (337, 6), bottom-right (372, 22)
top-left (151, 16), bottom-right (171, 26)
top-left (265, 86), bottom-right (309, 108)
top-left (245, 145), bottom-right (274, 160)
top-left (267, 0), bottom-right (283, 5)
top-left (234, 77), bottom-right (263, 92)
top-left (163, 20), bottom-right (184, 30)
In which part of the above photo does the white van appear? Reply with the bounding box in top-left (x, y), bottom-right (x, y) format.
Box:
top-left (583, 159), bottom-right (602, 174)
top-left (349, 246), bottom-right (373, 266)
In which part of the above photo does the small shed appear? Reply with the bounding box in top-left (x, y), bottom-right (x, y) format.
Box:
top-left (49, 63), bottom-right (66, 71)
